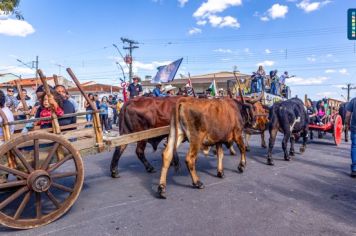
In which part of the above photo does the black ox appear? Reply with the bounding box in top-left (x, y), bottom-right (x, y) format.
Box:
top-left (267, 98), bottom-right (309, 165)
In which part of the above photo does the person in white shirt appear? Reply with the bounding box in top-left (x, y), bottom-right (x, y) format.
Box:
top-left (0, 90), bottom-right (15, 139)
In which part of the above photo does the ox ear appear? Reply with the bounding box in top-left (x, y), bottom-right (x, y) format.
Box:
top-left (241, 103), bottom-right (254, 125)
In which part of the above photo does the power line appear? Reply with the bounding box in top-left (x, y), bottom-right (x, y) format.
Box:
top-left (342, 84), bottom-right (356, 101)
top-left (121, 37), bottom-right (139, 83)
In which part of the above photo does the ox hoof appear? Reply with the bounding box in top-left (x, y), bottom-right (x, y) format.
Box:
top-left (262, 144), bottom-right (267, 149)
top-left (284, 156), bottom-right (291, 161)
top-left (157, 185), bottom-right (167, 199)
top-left (289, 151), bottom-right (295, 156)
top-left (192, 181), bottom-right (205, 189)
top-left (217, 171), bottom-right (225, 178)
top-left (111, 170), bottom-right (120, 178)
top-left (146, 166), bottom-right (156, 173)
top-left (237, 164), bottom-right (245, 173)
top-left (267, 159), bottom-right (274, 166)
top-left (299, 146), bottom-right (306, 153)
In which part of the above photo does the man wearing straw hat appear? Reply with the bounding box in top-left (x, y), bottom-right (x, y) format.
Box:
top-left (165, 85), bottom-right (176, 96)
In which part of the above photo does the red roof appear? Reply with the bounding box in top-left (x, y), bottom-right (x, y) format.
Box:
top-left (67, 83), bottom-right (121, 93)
top-left (0, 77), bottom-right (54, 87)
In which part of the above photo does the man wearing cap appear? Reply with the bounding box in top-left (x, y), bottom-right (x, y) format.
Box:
top-left (127, 76), bottom-right (143, 99)
top-left (153, 82), bottom-right (166, 97)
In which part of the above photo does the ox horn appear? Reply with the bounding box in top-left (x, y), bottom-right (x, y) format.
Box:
top-left (249, 91), bottom-right (264, 104)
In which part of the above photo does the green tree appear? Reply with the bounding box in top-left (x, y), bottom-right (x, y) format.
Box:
top-left (0, 0), bottom-right (23, 19)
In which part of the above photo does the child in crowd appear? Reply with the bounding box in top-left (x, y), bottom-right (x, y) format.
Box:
top-left (38, 92), bottom-right (64, 128)
top-left (316, 100), bottom-right (326, 125)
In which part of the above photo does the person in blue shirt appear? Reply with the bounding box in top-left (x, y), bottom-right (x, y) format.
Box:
top-left (153, 83), bottom-right (166, 97)
top-left (100, 96), bottom-right (109, 133)
top-left (346, 97), bottom-right (356, 177)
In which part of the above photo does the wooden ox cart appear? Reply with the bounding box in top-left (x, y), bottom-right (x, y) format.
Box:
top-left (306, 97), bottom-right (343, 146)
top-left (0, 69), bottom-right (170, 229)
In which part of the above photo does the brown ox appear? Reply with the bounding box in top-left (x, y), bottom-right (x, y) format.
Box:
top-left (243, 99), bottom-right (269, 151)
top-left (110, 96), bottom-right (181, 178)
top-left (157, 98), bottom-right (258, 199)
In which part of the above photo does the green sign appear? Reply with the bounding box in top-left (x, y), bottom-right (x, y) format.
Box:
top-left (348, 9), bottom-right (356, 40)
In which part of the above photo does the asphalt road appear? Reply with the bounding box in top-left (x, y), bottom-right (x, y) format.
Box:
top-left (1, 133), bottom-right (356, 236)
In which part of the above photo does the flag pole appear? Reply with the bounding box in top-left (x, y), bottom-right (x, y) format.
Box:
top-left (188, 73), bottom-right (196, 97)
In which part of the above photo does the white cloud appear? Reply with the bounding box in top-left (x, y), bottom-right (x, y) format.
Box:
top-left (339, 68), bottom-right (349, 75)
top-left (326, 53), bottom-right (333, 58)
top-left (256, 60), bottom-right (275, 67)
top-left (207, 15), bottom-right (240, 28)
top-left (193, 0), bottom-right (242, 18)
top-left (0, 65), bottom-right (34, 75)
top-left (214, 48), bottom-right (232, 53)
top-left (288, 76), bottom-right (329, 85)
top-left (265, 49), bottom-right (271, 54)
top-left (260, 16), bottom-right (269, 21)
top-left (315, 91), bottom-right (336, 98)
top-left (296, 0), bottom-right (331, 13)
top-left (325, 69), bottom-right (336, 73)
top-left (178, 0), bottom-right (188, 7)
top-left (193, 0), bottom-right (242, 28)
top-left (259, 4), bottom-right (288, 21)
top-left (188, 27), bottom-right (202, 35)
top-left (197, 20), bottom-right (207, 26)
top-left (0, 18), bottom-right (35, 37)
top-left (307, 56), bottom-right (316, 62)
top-left (267, 4), bottom-right (288, 19)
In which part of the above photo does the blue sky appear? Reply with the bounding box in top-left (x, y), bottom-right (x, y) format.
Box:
top-left (0, 0), bottom-right (355, 100)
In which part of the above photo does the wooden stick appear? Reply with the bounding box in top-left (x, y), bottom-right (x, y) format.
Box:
top-left (14, 80), bottom-right (30, 120)
top-left (66, 68), bottom-right (104, 151)
top-left (233, 71), bottom-right (245, 103)
top-left (53, 74), bottom-right (59, 86)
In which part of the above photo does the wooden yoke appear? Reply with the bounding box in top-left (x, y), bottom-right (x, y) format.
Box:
top-left (66, 68), bottom-right (104, 151)
top-left (0, 109), bottom-right (16, 168)
top-left (37, 70), bottom-right (62, 135)
top-left (14, 80), bottom-right (30, 120)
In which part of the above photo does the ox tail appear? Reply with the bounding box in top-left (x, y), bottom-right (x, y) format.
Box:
top-left (171, 101), bottom-right (184, 172)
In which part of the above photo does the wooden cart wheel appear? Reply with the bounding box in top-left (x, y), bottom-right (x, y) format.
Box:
top-left (0, 132), bottom-right (84, 229)
top-left (333, 114), bottom-right (343, 146)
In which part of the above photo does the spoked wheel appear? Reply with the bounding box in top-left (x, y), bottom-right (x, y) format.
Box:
top-left (333, 114), bottom-right (343, 146)
top-left (0, 132), bottom-right (84, 229)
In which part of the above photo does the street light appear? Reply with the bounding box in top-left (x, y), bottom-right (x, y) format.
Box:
top-left (115, 61), bottom-right (126, 82)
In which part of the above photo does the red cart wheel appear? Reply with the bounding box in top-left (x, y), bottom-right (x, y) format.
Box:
top-left (333, 114), bottom-right (343, 146)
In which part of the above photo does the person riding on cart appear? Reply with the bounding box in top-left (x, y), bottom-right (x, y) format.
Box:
top-left (270, 70), bottom-right (279, 95)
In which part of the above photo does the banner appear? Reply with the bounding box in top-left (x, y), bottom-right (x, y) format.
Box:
top-left (152, 58), bottom-right (183, 83)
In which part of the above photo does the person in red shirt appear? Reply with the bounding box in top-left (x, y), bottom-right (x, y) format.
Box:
top-left (38, 92), bottom-right (64, 128)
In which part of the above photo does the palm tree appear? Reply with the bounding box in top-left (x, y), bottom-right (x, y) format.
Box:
top-left (0, 0), bottom-right (23, 20)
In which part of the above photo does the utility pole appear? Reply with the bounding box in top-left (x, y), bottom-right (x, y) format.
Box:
top-left (17, 55), bottom-right (39, 88)
top-left (342, 83), bottom-right (356, 101)
top-left (121, 37), bottom-right (139, 83)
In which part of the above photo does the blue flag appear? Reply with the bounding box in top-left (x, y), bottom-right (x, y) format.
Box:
top-left (152, 58), bottom-right (183, 83)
